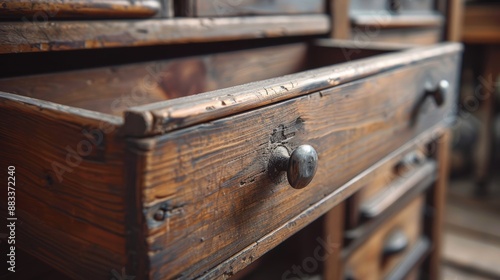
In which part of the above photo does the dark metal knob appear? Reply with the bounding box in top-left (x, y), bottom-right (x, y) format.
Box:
top-left (425, 80), bottom-right (449, 107)
top-left (383, 229), bottom-right (409, 257)
top-left (269, 145), bottom-right (318, 189)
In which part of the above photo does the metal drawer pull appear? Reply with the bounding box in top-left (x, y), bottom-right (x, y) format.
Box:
top-left (411, 79), bottom-right (449, 125)
top-left (425, 80), bottom-right (449, 107)
top-left (383, 229), bottom-right (409, 257)
top-left (269, 145), bottom-right (318, 189)
top-left (360, 160), bottom-right (436, 218)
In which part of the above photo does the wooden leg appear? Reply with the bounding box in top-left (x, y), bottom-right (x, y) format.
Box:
top-left (323, 202), bottom-right (345, 280)
top-left (426, 130), bottom-right (451, 280)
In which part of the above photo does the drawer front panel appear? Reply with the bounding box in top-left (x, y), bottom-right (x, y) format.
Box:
top-left (0, 0), bottom-right (163, 19)
top-left (345, 195), bottom-right (425, 280)
top-left (350, 0), bottom-right (435, 13)
top-left (178, 0), bottom-right (326, 17)
top-left (345, 147), bottom-right (430, 229)
top-left (128, 52), bottom-right (459, 279)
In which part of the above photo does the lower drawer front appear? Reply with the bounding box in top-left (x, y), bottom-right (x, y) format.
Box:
top-left (130, 49), bottom-right (459, 279)
top-left (345, 195), bottom-right (425, 280)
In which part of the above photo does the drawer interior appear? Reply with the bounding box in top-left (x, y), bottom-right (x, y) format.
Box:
top-left (0, 41), bottom-right (396, 117)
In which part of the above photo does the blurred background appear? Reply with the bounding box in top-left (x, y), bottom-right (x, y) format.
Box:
top-left (444, 0), bottom-right (500, 278)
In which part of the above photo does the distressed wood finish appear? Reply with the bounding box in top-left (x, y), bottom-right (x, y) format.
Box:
top-left (0, 40), bottom-right (461, 279)
top-left (345, 196), bottom-right (425, 280)
top-left (178, 0), bottom-right (326, 17)
top-left (124, 42), bottom-right (461, 136)
top-left (198, 127), bottom-right (448, 280)
top-left (0, 43), bottom-right (310, 116)
top-left (0, 15), bottom-right (329, 53)
top-left (0, 0), bottom-right (163, 19)
top-left (127, 50), bottom-right (459, 279)
top-left (0, 93), bottom-right (127, 279)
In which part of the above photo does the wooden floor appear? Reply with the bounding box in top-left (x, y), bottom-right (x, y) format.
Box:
top-left (442, 176), bottom-right (500, 280)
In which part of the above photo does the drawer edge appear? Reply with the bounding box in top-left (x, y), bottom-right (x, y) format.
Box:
top-left (124, 43), bottom-right (462, 136)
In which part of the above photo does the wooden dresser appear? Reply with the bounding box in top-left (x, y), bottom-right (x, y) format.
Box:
top-left (0, 1), bottom-right (462, 279)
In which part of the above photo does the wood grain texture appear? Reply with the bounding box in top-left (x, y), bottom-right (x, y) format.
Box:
top-left (179, 0), bottom-right (326, 17)
top-left (0, 15), bottom-right (329, 53)
top-left (0, 43), bottom-right (309, 116)
top-left (125, 42), bottom-right (462, 136)
top-left (126, 52), bottom-right (459, 279)
top-left (199, 127), bottom-right (447, 280)
top-left (345, 196), bottom-right (425, 280)
top-left (0, 0), bottom-right (162, 18)
top-left (0, 92), bottom-right (127, 279)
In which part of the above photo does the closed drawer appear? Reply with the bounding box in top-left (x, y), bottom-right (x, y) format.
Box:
top-left (177, 0), bottom-right (326, 17)
top-left (0, 40), bottom-right (461, 279)
top-left (350, 0), bottom-right (435, 14)
top-left (350, 0), bottom-right (443, 45)
top-left (345, 195), bottom-right (426, 280)
top-left (346, 147), bottom-right (435, 230)
top-left (0, 0), bottom-right (166, 19)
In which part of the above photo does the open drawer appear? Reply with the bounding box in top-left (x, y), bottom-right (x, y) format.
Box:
top-left (0, 40), bottom-right (461, 279)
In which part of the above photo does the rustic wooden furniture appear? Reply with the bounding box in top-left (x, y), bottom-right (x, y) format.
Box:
top-left (0, 1), bottom-right (462, 279)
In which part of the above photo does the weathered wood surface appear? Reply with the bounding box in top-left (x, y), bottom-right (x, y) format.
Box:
top-left (0, 0), bottom-right (162, 19)
top-left (0, 15), bottom-right (329, 53)
top-left (0, 43), bottom-right (309, 116)
top-left (125, 42), bottom-right (461, 136)
top-left (127, 51), bottom-right (459, 279)
top-left (189, 127), bottom-right (447, 280)
top-left (0, 92), bottom-right (127, 279)
top-left (178, 0), bottom-right (325, 17)
top-left (345, 196), bottom-right (424, 280)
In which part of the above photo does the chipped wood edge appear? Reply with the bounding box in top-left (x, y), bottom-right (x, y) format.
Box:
top-left (124, 42), bottom-right (463, 136)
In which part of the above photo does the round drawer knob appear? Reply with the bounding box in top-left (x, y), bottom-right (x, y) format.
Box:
top-left (425, 80), bottom-right (449, 107)
top-left (269, 145), bottom-right (318, 189)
